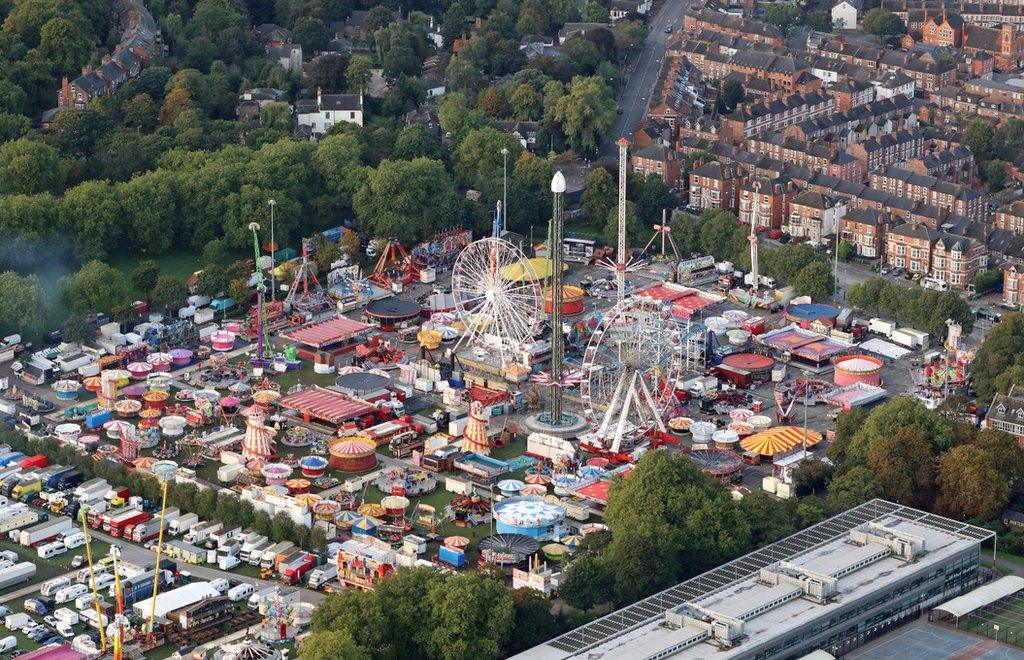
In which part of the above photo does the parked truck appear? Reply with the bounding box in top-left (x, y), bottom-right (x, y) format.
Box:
top-left (105, 510), bottom-right (149, 538)
top-left (868, 318), bottom-right (897, 337)
top-left (111, 568), bottom-right (174, 606)
top-left (258, 541), bottom-right (294, 568)
top-left (19, 516), bottom-right (72, 547)
top-left (74, 478), bottom-right (109, 503)
top-left (280, 552), bottom-right (317, 586)
top-left (131, 507), bottom-right (180, 543)
top-left (42, 467), bottom-right (75, 492)
top-left (183, 520), bottom-right (222, 546)
top-left (239, 535), bottom-right (269, 563)
top-left (11, 475), bottom-right (40, 502)
top-left (307, 563), bottom-right (338, 590)
top-left (169, 513), bottom-right (199, 536)
top-left (54, 468), bottom-right (83, 491)
top-left (892, 327), bottom-right (929, 350)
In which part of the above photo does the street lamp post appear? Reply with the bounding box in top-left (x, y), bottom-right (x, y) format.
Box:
top-left (268, 199), bottom-right (276, 301)
top-left (501, 147), bottom-right (509, 233)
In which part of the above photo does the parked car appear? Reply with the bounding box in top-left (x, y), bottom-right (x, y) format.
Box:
top-left (768, 229), bottom-right (784, 240)
top-left (70, 555), bottom-right (84, 569)
top-left (778, 234), bottom-right (792, 244)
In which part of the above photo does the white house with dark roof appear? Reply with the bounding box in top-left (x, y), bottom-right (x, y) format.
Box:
top-left (295, 89), bottom-right (363, 137)
top-left (832, 0), bottom-right (862, 29)
top-left (986, 384), bottom-right (1024, 446)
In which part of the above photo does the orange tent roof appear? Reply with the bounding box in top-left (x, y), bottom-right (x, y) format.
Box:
top-left (740, 426), bottom-right (822, 455)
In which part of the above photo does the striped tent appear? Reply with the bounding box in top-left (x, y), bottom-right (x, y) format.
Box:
top-left (740, 426), bottom-right (823, 456)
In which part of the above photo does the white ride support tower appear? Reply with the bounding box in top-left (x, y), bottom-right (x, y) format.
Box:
top-left (616, 137), bottom-right (628, 305)
top-left (749, 180), bottom-right (761, 293)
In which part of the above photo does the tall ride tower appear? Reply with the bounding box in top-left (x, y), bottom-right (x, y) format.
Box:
top-left (616, 138), bottom-right (628, 305)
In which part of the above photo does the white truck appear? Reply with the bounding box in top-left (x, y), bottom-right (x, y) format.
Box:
top-left (183, 520), bottom-right (222, 546)
top-left (74, 478), bottom-right (109, 503)
top-left (307, 564), bottom-right (338, 590)
top-left (170, 512), bottom-right (199, 536)
top-left (868, 318), bottom-right (897, 337)
top-left (239, 534), bottom-right (269, 563)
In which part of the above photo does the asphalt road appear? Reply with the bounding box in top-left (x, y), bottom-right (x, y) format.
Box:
top-left (601, 0), bottom-right (689, 157)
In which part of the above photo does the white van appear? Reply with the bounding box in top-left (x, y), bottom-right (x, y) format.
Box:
top-left (41, 576), bottom-right (72, 597)
top-left (922, 276), bottom-right (949, 292)
top-left (227, 583), bottom-right (254, 602)
top-left (38, 542), bottom-right (67, 559)
top-left (54, 583), bottom-right (88, 604)
top-left (210, 578), bottom-right (229, 594)
top-left (56, 621), bottom-right (74, 638)
top-left (0, 635), bottom-right (15, 652)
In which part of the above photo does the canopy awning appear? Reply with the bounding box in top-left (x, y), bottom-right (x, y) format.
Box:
top-left (934, 576), bottom-right (1024, 619)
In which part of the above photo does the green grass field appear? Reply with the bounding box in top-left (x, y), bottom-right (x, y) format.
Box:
top-left (962, 594), bottom-right (1024, 647)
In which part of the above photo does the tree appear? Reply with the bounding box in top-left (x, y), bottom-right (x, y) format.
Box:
top-left (0, 113), bottom-right (31, 144)
top-left (365, 5), bottom-right (395, 33)
top-left (293, 16), bottom-right (329, 54)
top-left (353, 158), bottom-right (461, 243)
top-left (844, 397), bottom-right (955, 464)
top-left (345, 54), bottom-right (373, 93)
top-left (583, 0), bottom-right (610, 22)
top-left (764, 243), bottom-right (822, 283)
top-left (418, 573), bottom-right (514, 660)
top-left (792, 261), bottom-right (835, 300)
top-left (452, 127), bottom-right (522, 191)
top-left (0, 272), bottom-right (45, 337)
top-left (861, 8), bottom-right (906, 35)
top-left (699, 210), bottom-right (743, 262)
top-left (762, 3), bottom-right (802, 30)
top-left (195, 264), bottom-right (228, 297)
top-left (441, 3), bottom-right (466, 49)
top-left (826, 465), bottom-right (882, 511)
top-left (847, 277), bottom-right (887, 313)
top-left (603, 201), bottom-right (644, 248)
top-left (936, 444), bottom-right (1011, 520)
top-left (507, 589), bottom-right (561, 655)
top-left (122, 93), bottom-right (158, 131)
top-left (260, 102), bottom-right (292, 131)
top-left (973, 313), bottom-right (1024, 403)
top-left (791, 457), bottom-right (833, 497)
top-left (552, 76), bottom-right (616, 156)
top-left (804, 11), bottom-right (833, 31)
top-left (62, 315), bottom-right (95, 345)
top-left (38, 17), bottom-right (93, 77)
top-left (478, 87), bottom-right (508, 118)
top-left (739, 491), bottom-right (796, 546)
top-left (150, 275), bottom-right (188, 311)
top-left (985, 160), bottom-right (1007, 191)
top-left (603, 450), bottom-right (750, 604)
top-left (510, 84), bottom-right (543, 121)
top-left (865, 427), bottom-right (935, 507)
top-left (718, 79), bottom-right (744, 114)
top-left (581, 167), bottom-right (616, 226)
top-left (53, 108), bottom-right (113, 158)
top-left (560, 555), bottom-right (614, 610)
top-left (438, 92), bottom-right (486, 143)
top-left (964, 119), bottom-right (997, 162)
top-left (0, 138), bottom-right (64, 195)
top-left (837, 239), bottom-right (854, 262)
top-left (393, 124), bottom-right (443, 161)
top-left (131, 260), bottom-right (160, 299)
top-left (61, 260), bottom-right (128, 315)
top-left (298, 630), bottom-right (369, 660)
top-left (227, 278), bottom-right (252, 310)
top-left (201, 239), bottom-right (230, 266)
top-left (630, 172), bottom-right (676, 223)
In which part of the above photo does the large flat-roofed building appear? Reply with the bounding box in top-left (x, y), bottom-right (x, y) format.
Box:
top-left (521, 499), bottom-right (993, 660)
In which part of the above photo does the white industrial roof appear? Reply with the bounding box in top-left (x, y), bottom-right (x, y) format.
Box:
top-left (131, 582), bottom-right (218, 619)
top-left (934, 575), bottom-right (1024, 619)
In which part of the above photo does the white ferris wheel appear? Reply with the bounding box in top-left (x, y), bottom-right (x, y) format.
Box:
top-left (451, 237), bottom-right (542, 366)
top-left (579, 296), bottom-right (684, 453)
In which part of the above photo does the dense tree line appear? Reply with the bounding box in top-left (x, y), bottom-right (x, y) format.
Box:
top-left (846, 276), bottom-right (975, 337)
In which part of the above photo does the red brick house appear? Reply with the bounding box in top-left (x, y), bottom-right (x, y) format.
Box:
top-left (689, 161), bottom-right (745, 213)
top-left (840, 208), bottom-right (891, 259)
top-left (738, 176), bottom-right (797, 230)
top-left (996, 201), bottom-right (1024, 235)
top-left (632, 144), bottom-right (683, 189)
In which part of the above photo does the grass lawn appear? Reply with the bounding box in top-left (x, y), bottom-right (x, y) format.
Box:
top-left (266, 362), bottom-right (340, 392)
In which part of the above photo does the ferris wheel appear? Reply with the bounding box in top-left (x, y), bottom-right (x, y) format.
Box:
top-left (451, 237), bottom-right (542, 366)
top-left (579, 297), bottom-right (684, 453)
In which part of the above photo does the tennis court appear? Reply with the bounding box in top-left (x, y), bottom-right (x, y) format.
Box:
top-left (962, 592), bottom-right (1024, 649)
top-left (851, 623), bottom-right (1024, 659)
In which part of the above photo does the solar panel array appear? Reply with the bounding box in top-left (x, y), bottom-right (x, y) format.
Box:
top-left (546, 499), bottom-right (994, 656)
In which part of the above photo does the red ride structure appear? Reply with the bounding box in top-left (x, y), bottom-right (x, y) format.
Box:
top-left (369, 239), bottom-right (420, 286)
